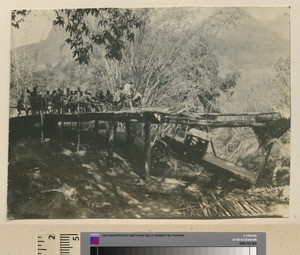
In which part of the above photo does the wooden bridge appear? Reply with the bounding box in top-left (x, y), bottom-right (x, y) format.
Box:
top-left (9, 108), bottom-right (290, 181)
top-left (10, 108), bottom-right (288, 126)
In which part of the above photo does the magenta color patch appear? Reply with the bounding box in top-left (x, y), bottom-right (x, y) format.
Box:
top-left (90, 234), bottom-right (100, 245)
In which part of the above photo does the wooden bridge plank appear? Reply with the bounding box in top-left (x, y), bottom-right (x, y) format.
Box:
top-left (10, 109), bottom-right (287, 128)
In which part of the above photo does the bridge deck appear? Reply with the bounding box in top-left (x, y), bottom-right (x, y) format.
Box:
top-left (10, 108), bottom-right (288, 128)
top-left (9, 108), bottom-right (290, 184)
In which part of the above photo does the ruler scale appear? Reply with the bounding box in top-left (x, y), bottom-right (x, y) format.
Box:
top-left (36, 233), bottom-right (80, 255)
top-left (60, 234), bottom-right (80, 255)
top-left (36, 234), bottom-right (56, 255)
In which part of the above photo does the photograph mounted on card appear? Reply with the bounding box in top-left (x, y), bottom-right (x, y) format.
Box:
top-left (8, 7), bottom-right (290, 219)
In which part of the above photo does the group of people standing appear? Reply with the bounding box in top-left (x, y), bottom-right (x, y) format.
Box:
top-left (16, 83), bottom-right (143, 116)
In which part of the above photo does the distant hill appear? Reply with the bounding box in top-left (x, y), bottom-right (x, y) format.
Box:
top-left (12, 26), bottom-right (70, 71)
top-left (214, 11), bottom-right (289, 76)
top-left (11, 8), bottom-right (290, 83)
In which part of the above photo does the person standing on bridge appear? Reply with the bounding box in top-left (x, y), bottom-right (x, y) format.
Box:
top-left (30, 87), bottom-right (39, 115)
top-left (132, 92), bottom-right (143, 108)
top-left (65, 90), bottom-right (74, 113)
top-left (55, 88), bottom-right (64, 114)
top-left (81, 90), bottom-right (95, 113)
top-left (94, 90), bottom-right (106, 112)
top-left (113, 88), bottom-right (122, 111)
top-left (50, 90), bottom-right (57, 113)
top-left (105, 89), bottom-right (114, 111)
top-left (24, 89), bottom-right (31, 115)
top-left (121, 83), bottom-right (135, 110)
top-left (16, 93), bottom-right (27, 116)
top-left (44, 90), bottom-right (51, 113)
top-left (69, 90), bottom-right (78, 113)
top-left (78, 90), bottom-right (85, 112)
top-left (36, 93), bottom-right (45, 114)
top-left (66, 88), bottom-right (70, 97)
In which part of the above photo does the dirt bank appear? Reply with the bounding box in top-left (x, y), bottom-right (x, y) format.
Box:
top-left (7, 135), bottom-right (289, 219)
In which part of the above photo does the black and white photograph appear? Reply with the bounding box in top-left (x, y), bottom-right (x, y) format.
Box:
top-left (8, 7), bottom-right (290, 219)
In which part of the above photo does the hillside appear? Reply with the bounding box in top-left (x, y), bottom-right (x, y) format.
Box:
top-left (214, 11), bottom-right (289, 76)
top-left (11, 8), bottom-right (289, 79)
top-left (12, 26), bottom-right (70, 71)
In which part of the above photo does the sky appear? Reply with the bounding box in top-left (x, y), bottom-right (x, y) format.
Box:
top-left (11, 7), bottom-right (289, 49)
top-left (11, 10), bottom-right (55, 49)
top-left (247, 7), bottom-right (288, 20)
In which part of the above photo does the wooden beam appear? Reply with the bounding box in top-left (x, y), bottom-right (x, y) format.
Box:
top-left (11, 109), bottom-right (287, 129)
top-left (210, 140), bottom-right (217, 156)
top-left (107, 121), bottom-right (115, 166)
top-left (159, 118), bottom-right (268, 127)
top-left (257, 143), bottom-right (274, 183)
top-left (125, 121), bottom-right (133, 146)
top-left (76, 111), bottom-right (80, 153)
top-left (40, 102), bottom-right (44, 141)
top-left (94, 118), bottom-right (99, 133)
top-left (188, 111), bottom-right (281, 117)
top-left (144, 116), bottom-right (151, 182)
top-left (9, 109), bottom-right (290, 137)
top-left (60, 98), bottom-right (64, 144)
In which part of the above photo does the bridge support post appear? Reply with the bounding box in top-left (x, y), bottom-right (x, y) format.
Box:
top-left (94, 118), bottom-right (99, 133)
top-left (60, 98), bottom-right (64, 145)
top-left (144, 116), bottom-right (151, 182)
top-left (76, 95), bottom-right (80, 153)
top-left (256, 142), bottom-right (274, 184)
top-left (60, 118), bottom-right (64, 145)
top-left (210, 140), bottom-right (217, 156)
top-left (125, 121), bottom-right (133, 147)
top-left (40, 104), bottom-right (44, 141)
top-left (107, 120), bottom-right (116, 166)
top-left (77, 112), bottom-right (80, 153)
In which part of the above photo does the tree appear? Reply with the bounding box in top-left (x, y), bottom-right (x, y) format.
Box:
top-left (274, 57), bottom-right (290, 115)
top-left (11, 8), bottom-right (144, 64)
top-left (11, 7), bottom-right (244, 113)
top-left (11, 10), bottom-right (31, 28)
top-left (88, 8), bottom-right (244, 112)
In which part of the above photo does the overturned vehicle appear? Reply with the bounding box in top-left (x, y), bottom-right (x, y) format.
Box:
top-left (150, 128), bottom-right (257, 189)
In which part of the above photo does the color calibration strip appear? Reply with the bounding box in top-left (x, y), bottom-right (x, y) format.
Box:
top-left (36, 232), bottom-right (264, 255)
top-left (89, 247), bottom-right (257, 255)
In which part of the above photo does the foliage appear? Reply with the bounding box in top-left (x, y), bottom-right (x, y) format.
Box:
top-left (53, 9), bottom-right (144, 64)
top-left (12, 8), bottom-right (144, 64)
top-left (274, 57), bottom-right (290, 115)
top-left (11, 10), bottom-right (31, 28)
top-left (219, 56), bottom-right (290, 116)
top-left (13, 7), bottom-right (291, 115)
top-left (86, 8), bottom-right (244, 112)
top-left (213, 56), bottom-right (290, 183)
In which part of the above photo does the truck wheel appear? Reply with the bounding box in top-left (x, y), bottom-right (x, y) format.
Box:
top-left (151, 140), bottom-right (169, 160)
